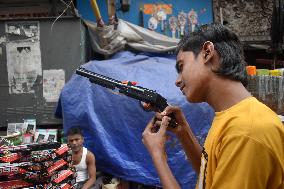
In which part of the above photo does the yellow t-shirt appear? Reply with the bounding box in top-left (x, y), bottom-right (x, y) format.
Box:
top-left (196, 97), bottom-right (284, 189)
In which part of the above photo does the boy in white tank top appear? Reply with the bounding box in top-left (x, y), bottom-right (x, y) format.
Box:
top-left (67, 127), bottom-right (96, 189)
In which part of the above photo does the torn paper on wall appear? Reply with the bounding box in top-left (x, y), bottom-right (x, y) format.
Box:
top-left (6, 21), bottom-right (42, 94)
top-left (43, 69), bottom-right (65, 102)
top-left (0, 36), bottom-right (6, 56)
top-left (6, 21), bottom-right (39, 39)
top-left (0, 36), bottom-right (6, 44)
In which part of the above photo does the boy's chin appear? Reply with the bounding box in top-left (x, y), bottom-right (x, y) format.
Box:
top-left (72, 147), bottom-right (81, 152)
top-left (187, 95), bottom-right (201, 103)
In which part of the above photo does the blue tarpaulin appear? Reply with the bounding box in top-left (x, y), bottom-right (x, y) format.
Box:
top-left (56, 51), bottom-right (214, 188)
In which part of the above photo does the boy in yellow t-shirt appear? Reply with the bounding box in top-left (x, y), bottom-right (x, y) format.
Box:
top-left (142, 23), bottom-right (284, 189)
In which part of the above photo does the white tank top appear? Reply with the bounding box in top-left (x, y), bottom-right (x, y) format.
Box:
top-left (74, 147), bottom-right (88, 182)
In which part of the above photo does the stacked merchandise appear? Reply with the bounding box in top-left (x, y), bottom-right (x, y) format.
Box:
top-left (0, 142), bottom-right (76, 189)
top-left (247, 76), bottom-right (284, 115)
top-left (246, 66), bottom-right (284, 115)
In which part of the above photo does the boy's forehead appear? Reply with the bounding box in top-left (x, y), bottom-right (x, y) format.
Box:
top-left (176, 51), bottom-right (185, 62)
top-left (177, 51), bottom-right (184, 59)
top-left (67, 134), bottom-right (83, 139)
top-left (177, 51), bottom-right (194, 61)
top-left (177, 51), bottom-right (194, 60)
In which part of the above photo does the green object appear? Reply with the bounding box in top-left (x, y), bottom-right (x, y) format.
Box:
top-left (60, 129), bottom-right (67, 144)
top-left (5, 135), bottom-right (23, 145)
top-left (256, 69), bottom-right (269, 76)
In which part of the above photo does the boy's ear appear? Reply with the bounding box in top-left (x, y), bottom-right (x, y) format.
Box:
top-left (202, 41), bottom-right (214, 62)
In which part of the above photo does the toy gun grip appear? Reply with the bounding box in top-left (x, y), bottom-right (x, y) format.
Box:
top-left (142, 102), bottom-right (178, 129)
top-left (151, 113), bottom-right (178, 133)
top-left (154, 102), bottom-right (178, 129)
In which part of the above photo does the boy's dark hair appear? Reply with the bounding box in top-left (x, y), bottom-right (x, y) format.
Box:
top-left (67, 126), bottom-right (83, 137)
top-left (176, 23), bottom-right (248, 86)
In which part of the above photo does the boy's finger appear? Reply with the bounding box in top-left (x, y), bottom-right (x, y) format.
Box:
top-left (159, 116), bottom-right (170, 135)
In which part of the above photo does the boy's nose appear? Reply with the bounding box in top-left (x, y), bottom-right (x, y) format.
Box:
top-left (175, 75), bottom-right (182, 87)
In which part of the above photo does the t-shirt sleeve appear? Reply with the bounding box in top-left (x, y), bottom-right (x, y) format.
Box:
top-left (210, 135), bottom-right (280, 189)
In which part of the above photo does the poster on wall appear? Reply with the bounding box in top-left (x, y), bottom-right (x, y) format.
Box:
top-left (43, 69), bottom-right (65, 102)
top-left (143, 3), bottom-right (210, 39)
top-left (6, 21), bottom-right (42, 94)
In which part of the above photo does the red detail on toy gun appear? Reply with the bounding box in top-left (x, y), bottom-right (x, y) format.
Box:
top-left (121, 80), bottom-right (138, 86)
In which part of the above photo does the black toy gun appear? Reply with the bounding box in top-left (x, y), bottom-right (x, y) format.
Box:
top-left (76, 67), bottom-right (178, 129)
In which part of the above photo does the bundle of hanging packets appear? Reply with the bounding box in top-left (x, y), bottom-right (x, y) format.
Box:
top-left (0, 142), bottom-right (76, 189)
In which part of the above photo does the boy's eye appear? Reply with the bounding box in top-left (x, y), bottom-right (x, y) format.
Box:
top-left (176, 61), bottom-right (183, 73)
top-left (179, 64), bottom-right (183, 72)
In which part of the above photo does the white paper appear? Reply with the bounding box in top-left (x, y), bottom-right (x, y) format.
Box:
top-left (43, 69), bottom-right (65, 102)
top-left (6, 22), bottom-right (39, 38)
top-left (6, 21), bottom-right (42, 94)
top-left (0, 36), bottom-right (6, 44)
